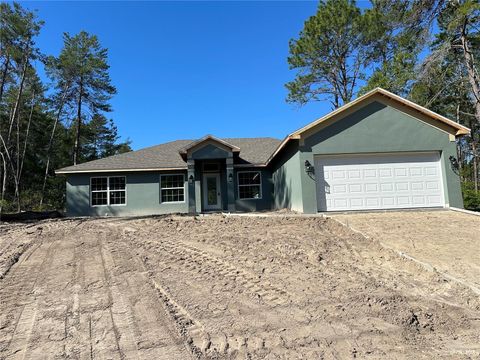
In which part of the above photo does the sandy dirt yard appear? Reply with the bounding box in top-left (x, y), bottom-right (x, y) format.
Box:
top-left (0, 214), bottom-right (479, 359)
top-left (332, 210), bottom-right (480, 293)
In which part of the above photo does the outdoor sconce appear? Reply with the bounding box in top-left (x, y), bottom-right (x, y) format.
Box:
top-left (449, 155), bottom-right (459, 171)
top-left (228, 173), bottom-right (233, 183)
top-left (188, 175), bottom-right (194, 184)
top-left (304, 160), bottom-right (315, 175)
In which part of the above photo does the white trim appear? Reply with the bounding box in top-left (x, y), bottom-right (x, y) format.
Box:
top-left (160, 173), bottom-right (186, 204)
top-left (57, 167), bottom-right (186, 175)
top-left (90, 176), bottom-right (127, 207)
top-left (237, 171), bottom-right (262, 200)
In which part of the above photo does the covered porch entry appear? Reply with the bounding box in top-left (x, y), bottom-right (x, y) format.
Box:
top-left (179, 135), bottom-right (237, 214)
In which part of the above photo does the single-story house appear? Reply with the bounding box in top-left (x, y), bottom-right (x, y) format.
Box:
top-left (56, 88), bottom-right (470, 217)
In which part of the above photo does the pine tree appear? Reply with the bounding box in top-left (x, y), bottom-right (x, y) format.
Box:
top-left (286, 0), bottom-right (376, 108)
top-left (56, 31), bottom-right (116, 165)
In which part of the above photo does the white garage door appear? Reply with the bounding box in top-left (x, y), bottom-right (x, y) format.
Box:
top-left (315, 152), bottom-right (445, 211)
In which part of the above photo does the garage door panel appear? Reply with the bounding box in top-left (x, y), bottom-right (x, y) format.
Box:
top-left (315, 152), bottom-right (445, 211)
top-left (349, 184), bottom-right (362, 192)
top-left (380, 183), bottom-right (394, 192)
top-left (350, 198), bottom-right (363, 207)
top-left (382, 197), bottom-right (395, 206)
top-left (348, 170), bottom-right (361, 179)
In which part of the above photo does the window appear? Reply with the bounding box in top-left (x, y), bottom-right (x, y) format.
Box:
top-left (203, 162), bottom-right (220, 172)
top-left (237, 171), bottom-right (262, 199)
top-left (90, 176), bottom-right (126, 206)
top-left (160, 174), bottom-right (185, 203)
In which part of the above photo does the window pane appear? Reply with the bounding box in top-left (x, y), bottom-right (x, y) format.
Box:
top-left (238, 172), bottom-right (261, 185)
top-left (110, 190), bottom-right (126, 205)
top-left (161, 175), bottom-right (184, 189)
top-left (161, 188), bottom-right (184, 203)
top-left (91, 177), bottom-right (107, 191)
top-left (92, 191), bottom-right (108, 205)
top-left (109, 177), bottom-right (125, 190)
top-left (239, 185), bottom-right (261, 199)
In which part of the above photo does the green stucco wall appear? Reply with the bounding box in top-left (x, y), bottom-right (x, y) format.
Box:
top-left (65, 166), bottom-right (273, 216)
top-left (272, 101), bottom-right (464, 213)
top-left (270, 140), bottom-right (304, 212)
top-left (191, 144), bottom-right (231, 160)
top-left (233, 168), bottom-right (273, 212)
top-left (66, 171), bottom-right (188, 217)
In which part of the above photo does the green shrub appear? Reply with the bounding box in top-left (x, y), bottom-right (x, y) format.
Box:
top-left (462, 182), bottom-right (480, 211)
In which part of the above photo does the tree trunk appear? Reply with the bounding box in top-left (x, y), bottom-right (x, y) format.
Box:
top-left (15, 99), bottom-right (20, 212)
top-left (7, 48), bottom-right (29, 144)
top-left (472, 140), bottom-right (478, 192)
top-left (15, 93), bottom-right (36, 212)
top-left (460, 22), bottom-right (480, 191)
top-left (455, 103), bottom-right (463, 180)
top-left (0, 55), bottom-right (10, 104)
top-left (73, 79), bottom-right (83, 165)
top-left (0, 152), bottom-right (6, 218)
top-left (40, 85), bottom-right (69, 208)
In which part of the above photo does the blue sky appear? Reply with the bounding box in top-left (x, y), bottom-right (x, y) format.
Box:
top-left (24, 1), bottom-right (348, 150)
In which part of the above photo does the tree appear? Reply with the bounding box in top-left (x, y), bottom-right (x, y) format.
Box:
top-left (413, 0), bottom-right (480, 191)
top-left (0, 2), bottom-right (43, 212)
top-left (56, 31), bottom-right (116, 165)
top-left (82, 114), bottom-right (131, 162)
top-left (0, 3), bottom-right (127, 213)
top-left (286, 0), bottom-right (376, 108)
top-left (359, 1), bottom-right (425, 95)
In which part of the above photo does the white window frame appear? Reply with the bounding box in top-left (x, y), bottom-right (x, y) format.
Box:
top-left (160, 174), bottom-right (186, 204)
top-left (90, 176), bottom-right (127, 207)
top-left (237, 171), bottom-right (262, 200)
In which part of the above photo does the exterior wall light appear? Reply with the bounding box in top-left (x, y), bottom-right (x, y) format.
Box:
top-left (304, 160), bottom-right (315, 175)
top-left (228, 173), bottom-right (233, 183)
top-left (189, 175), bottom-right (194, 184)
top-left (449, 155), bottom-right (459, 171)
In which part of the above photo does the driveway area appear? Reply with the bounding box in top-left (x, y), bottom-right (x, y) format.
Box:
top-left (332, 209), bottom-right (480, 293)
top-left (0, 214), bottom-right (479, 359)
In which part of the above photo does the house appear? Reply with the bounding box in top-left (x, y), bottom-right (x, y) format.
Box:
top-left (56, 88), bottom-right (470, 216)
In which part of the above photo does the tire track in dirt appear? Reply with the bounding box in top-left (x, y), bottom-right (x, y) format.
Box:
top-left (98, 226), bottom-right (193, 359)
top-left (97, 234), bottom-right (133, 359)
top-left (114, 225), bottom-right (285, 359)
top-left (135, 232), bottom-right (290, 307)
top-left (137, 248), bottom-right (271, 359)
top-left (0, 237), bottom-right (56, 357)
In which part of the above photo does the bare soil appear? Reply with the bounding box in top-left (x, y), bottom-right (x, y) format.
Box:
top-left (333, 210), bottom-right (480, 291)
top-left (0, 213), bottom-right (479, 359)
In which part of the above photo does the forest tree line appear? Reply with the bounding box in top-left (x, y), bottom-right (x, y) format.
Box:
top-left (287, 0), bottom-right (480, 210)
top-left (0, 2), bottom-right (131, 213)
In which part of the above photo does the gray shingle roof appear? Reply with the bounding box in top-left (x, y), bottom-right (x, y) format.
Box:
top-left (56, 137), bottom-right (282, 173)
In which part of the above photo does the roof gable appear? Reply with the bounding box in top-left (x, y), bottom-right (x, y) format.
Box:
top-left (291, 88), bottom-right (470, 138)
top-left (265, 88), bottom-right (471, 165)
top-left (179, 135), bottom-right (240, 158)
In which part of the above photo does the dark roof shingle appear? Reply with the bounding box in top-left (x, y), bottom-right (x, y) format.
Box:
top-left (56, 137), bottom-right (281, 173)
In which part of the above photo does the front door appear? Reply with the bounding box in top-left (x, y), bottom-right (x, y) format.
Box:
top-left (203, 173), bottom-right (221, 210)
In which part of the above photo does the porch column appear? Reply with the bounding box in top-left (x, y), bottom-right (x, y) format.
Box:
top-left (187, 159), bottom-right (196, 214)
top-left (226, 158), bottom-right (235, 212)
